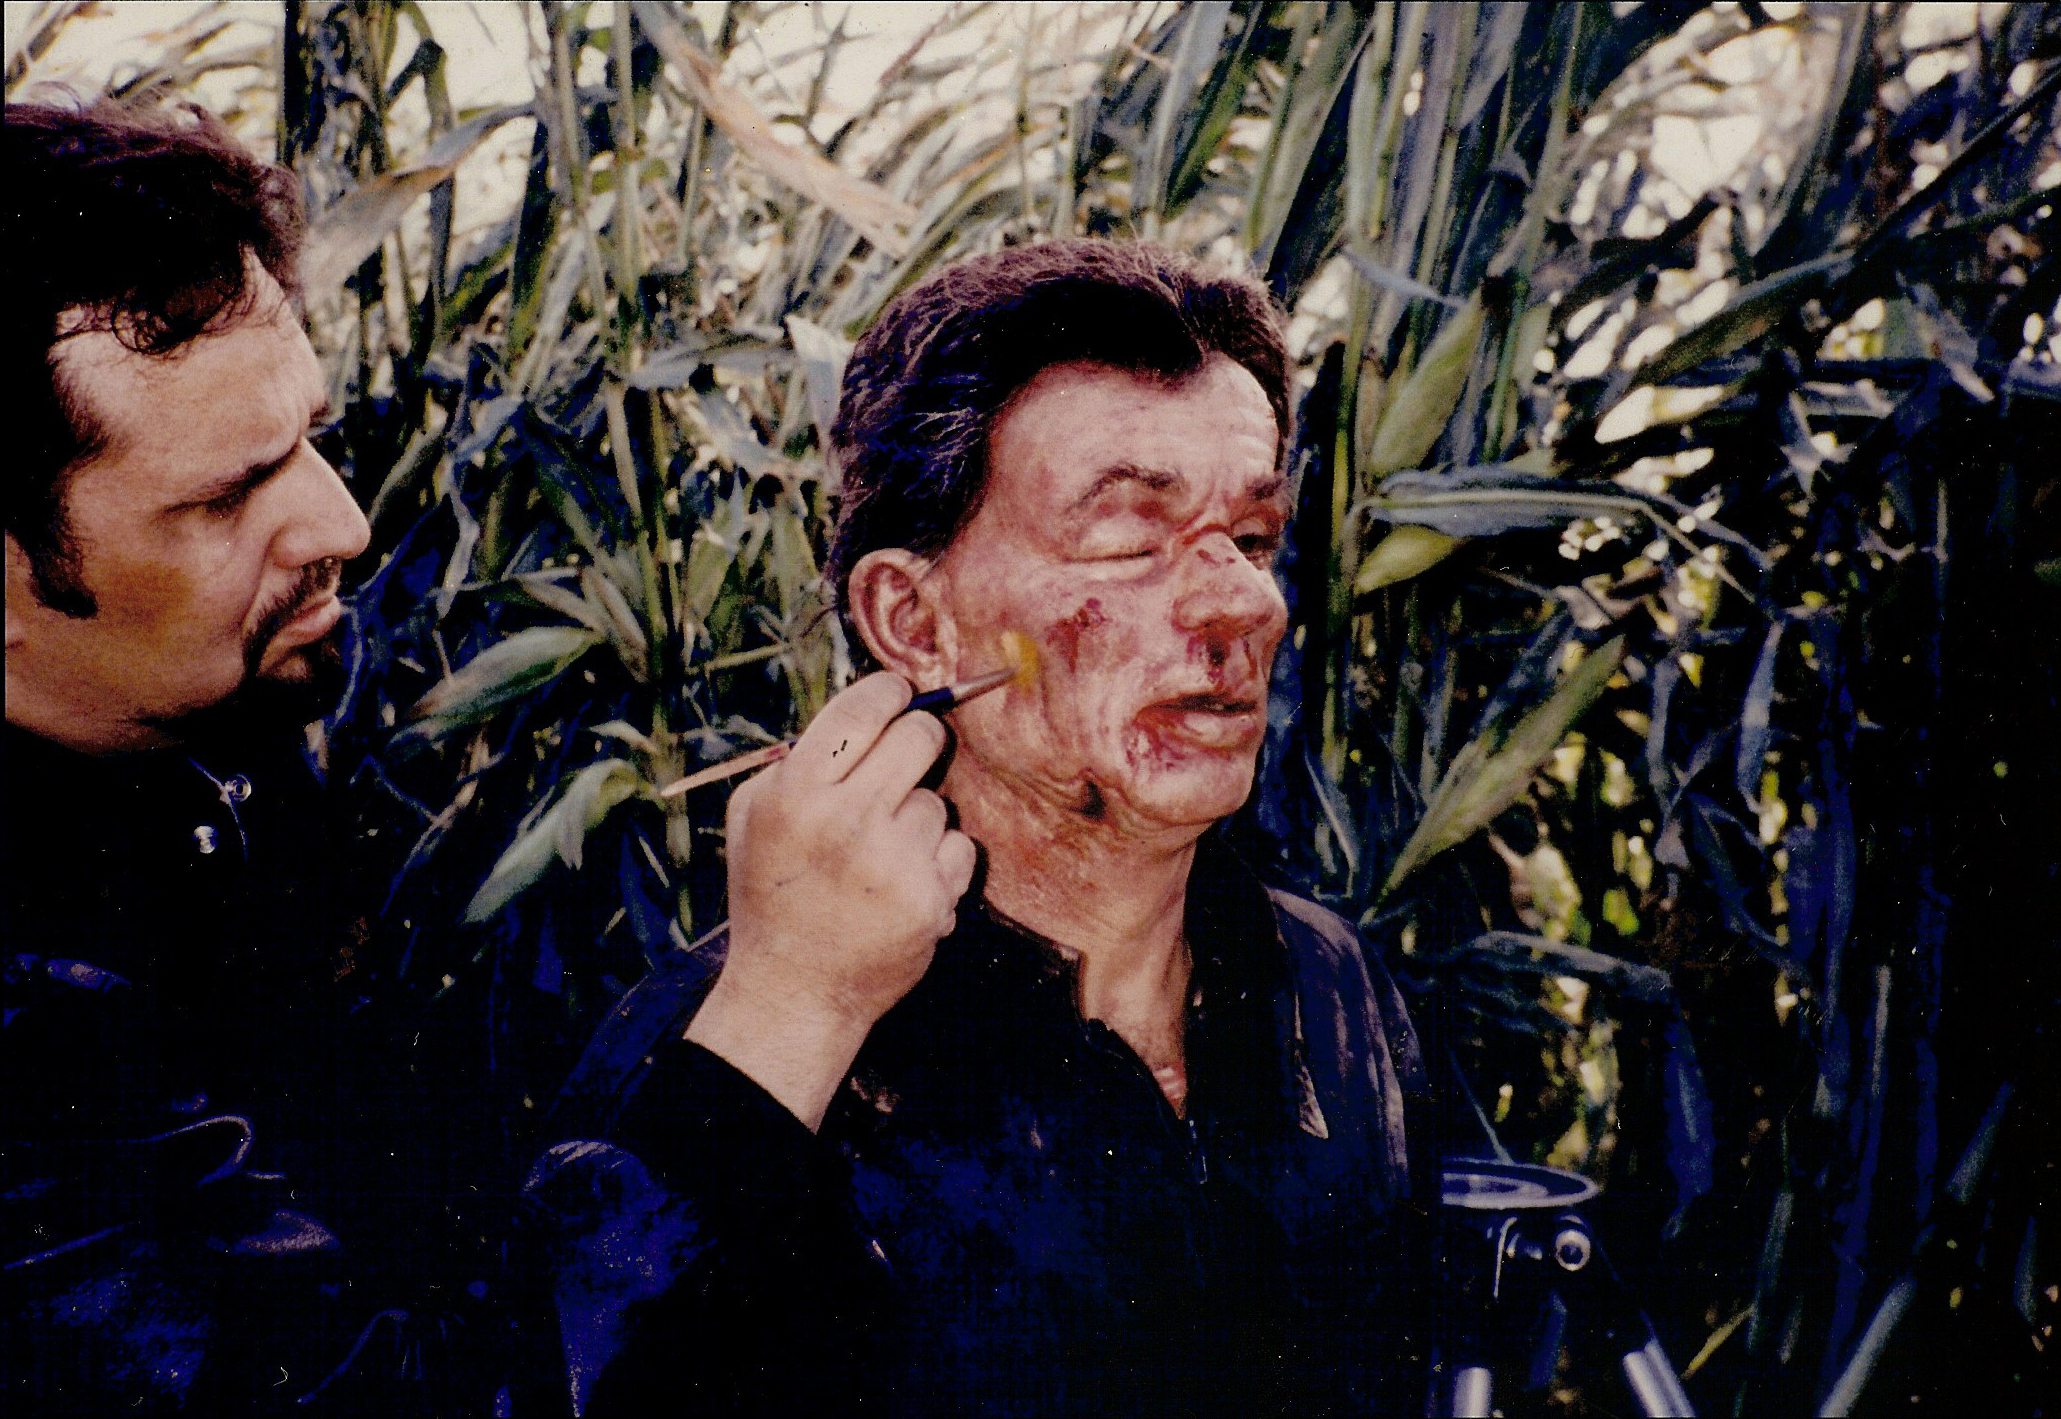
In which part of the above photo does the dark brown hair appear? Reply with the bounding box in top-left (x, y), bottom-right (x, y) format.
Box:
top-left (5, 98), bottom-right (305, 616)
top-left (826, 239), bottom-right (1291, 655)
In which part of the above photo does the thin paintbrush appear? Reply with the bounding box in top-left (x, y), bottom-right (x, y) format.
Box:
top-left (657, 632), bottom-right (1040, 799)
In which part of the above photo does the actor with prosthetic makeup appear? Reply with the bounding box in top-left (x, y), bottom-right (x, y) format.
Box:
top-left (529, 242), bottom-right (1436, 1417)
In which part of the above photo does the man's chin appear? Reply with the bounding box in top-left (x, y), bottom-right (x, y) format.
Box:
top-left (1090, 760), bottom-right (1259, 836)
top-left (144, 633), bottom-right (350, 748)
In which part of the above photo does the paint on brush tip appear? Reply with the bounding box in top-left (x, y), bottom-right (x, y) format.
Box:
top-left (1000, 629), bottom-right (1041, 689)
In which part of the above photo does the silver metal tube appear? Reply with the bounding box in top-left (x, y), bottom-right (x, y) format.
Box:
top-left (1450, 1364), bottom-right (1493, 1418)
top-left (1621, 1337), bottom-right (1696, 1416)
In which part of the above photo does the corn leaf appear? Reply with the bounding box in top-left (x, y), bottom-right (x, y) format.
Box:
top-left (1354, 525), bottom-right (1466, 593)
top-left (1362, 293), bottom-right (1485, 479)
top-left (1630, 252), bottom-right (1853, 390)
top-left (1444, 930), bottom-right (1675, 1002)
top-left (634, 0), bottom-right (917, 257)
top-left (407, 625), bottom-right (600, 734)
top-left (301, 103), bottom-right (532, 292)
top-left (1383, 635), bottom-right (1628, 894)
top-left (463, 758), bottom-right (643, 923)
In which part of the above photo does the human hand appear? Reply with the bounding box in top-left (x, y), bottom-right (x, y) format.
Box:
top-left (687, 673), bottom-right (977, 1127)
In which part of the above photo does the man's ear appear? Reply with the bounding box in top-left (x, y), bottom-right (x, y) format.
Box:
top-left (846, 548), bottom-right (955, 684)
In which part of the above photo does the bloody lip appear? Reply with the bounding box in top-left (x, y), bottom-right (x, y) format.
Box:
top-left (1134, 694), bottom-right (1265, 753)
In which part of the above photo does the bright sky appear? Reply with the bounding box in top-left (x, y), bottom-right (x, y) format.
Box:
top-left (3, 1), bottom-right (1102, 250)
top-left (4, 2), bottom-right (978, 119)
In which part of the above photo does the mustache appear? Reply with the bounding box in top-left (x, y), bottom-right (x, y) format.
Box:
top-left (244, 558), bottom-right (344, 675)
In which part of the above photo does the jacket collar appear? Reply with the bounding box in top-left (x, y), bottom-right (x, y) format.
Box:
top-left (919, 832), bottom-right (1328, 1141)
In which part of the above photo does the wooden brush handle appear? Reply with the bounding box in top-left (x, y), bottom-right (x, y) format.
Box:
top-left (656, 663), bottom-right (1019, 798)
top-left (656, 740), bottom-right (790, 798)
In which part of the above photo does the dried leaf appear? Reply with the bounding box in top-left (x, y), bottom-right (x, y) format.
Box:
top-left (785, 314), bottom-right (852, 458)
top-left (1342, 246), bottom-right (1466, 311)
top-left (634, 0), bottom-right (916, 256)
top-left (301, 104), bottom-right (531, 293)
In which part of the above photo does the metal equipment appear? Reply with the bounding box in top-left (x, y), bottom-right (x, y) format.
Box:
top-left (1432, 1159), bottom-right (1696, 1417)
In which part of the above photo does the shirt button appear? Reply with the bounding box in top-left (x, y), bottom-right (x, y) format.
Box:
top-left (222, 774), bottom-right (253, 804)
top-left (194, 825), bottom-right (218, 854)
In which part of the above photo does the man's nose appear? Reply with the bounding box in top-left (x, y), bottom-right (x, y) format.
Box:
top-left (1171, 533), bottom-right (1287, 641)
top-left (272, 443), bottom-right (371, 570)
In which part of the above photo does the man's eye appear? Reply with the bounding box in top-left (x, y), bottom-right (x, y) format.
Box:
top-left (1078, 538), bottom-right (1156, 562)
top-left (1236, 531), bottom-right (1282, 561)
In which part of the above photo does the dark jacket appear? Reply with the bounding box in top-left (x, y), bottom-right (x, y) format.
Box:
top-left (1, 721), bottom-right (503, 1416)
top-left (525, 838), bottom-right (1436, 1417)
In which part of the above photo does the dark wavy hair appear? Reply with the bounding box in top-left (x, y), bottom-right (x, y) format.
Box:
top-left (5, 98), bottom-right (305, 616)
top-left (826, 239), bottom-right (1291, 663)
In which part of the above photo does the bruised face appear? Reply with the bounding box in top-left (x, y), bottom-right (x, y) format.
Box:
top-left (930, 357), bottom-right (1289, 839)
top-left (4, 263), bottom-right (371, 753)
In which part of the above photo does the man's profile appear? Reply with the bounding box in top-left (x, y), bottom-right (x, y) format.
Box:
top-left (7, 101), bottom-right (361, 751)
top-left (2, 98), bottom-right (496, 1414)
top-left (531, 240), bottom-right (1434, 1417)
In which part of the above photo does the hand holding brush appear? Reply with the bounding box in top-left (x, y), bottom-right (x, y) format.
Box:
top-left (658, 631), bottom-right (1040, 799)
top-left (678, 640), bottom-right (1039, 1129)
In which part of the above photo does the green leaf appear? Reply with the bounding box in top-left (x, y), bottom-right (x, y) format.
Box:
top-left (1354, 525), bottom-right (1465, 593)
top-left (1138, 1), bottom-right (1233, 218)
top-left (1163, 1), bottom-right (1273, 213)
top-left (407, 626), bottom-right (601, 734)
top-left (1630, 252), bottom-right (1852, 390)
top-left (582, 563), bottom-right (651, 681)
top-left (1383, 635), bottom-right (1627, 895)
top-left (514, 570), bottom-right (612, 637)
top-left (684, 527), bottom-right (742, 629)
top-left (1444, 930), bottom-right (1673, 1002)
top-left (551, 758), bottom-right (643, 870)
top-left (1358, 467), bottom-right (1769, 569)
top-left (1246, 8), bottom-right (1373, 268)
top-left (462, 758), bottom-right (643, 923)
top-left (1362, 293), bottom-right (1485, 479)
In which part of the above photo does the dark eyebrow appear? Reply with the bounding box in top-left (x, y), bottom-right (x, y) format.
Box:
top-left (169, 401), bottom-right (333, 514)
top-left (1245, 474), bottom-right (1289, 506)
top-left (1066, 463), bottom-right (1187, 516)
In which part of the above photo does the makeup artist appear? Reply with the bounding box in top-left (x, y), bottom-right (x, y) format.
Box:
top-left (528, 241), bottom-right (1438, 1417)
top-left (3, 99), bottom-right (505, 1414)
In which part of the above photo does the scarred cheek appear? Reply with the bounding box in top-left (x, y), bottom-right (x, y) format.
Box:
top-left (1042, 595), bottom-right (1107, 673)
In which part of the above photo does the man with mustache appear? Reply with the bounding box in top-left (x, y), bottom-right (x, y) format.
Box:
top-left (532, 241), bottom-right (1434, 1416)
top-left (3, 100), bottom-right (494, 1414)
